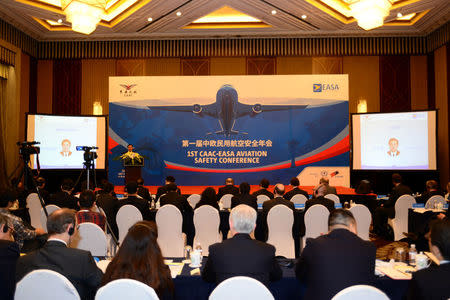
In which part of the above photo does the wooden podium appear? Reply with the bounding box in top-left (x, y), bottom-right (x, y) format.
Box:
top-left (124, 158), bottom-right (144, 184)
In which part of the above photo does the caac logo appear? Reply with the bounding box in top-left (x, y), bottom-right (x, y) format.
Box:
top-left (119, 84), bottom-right (137, 97)
top-left (313, 83), bottom-right (339, 92)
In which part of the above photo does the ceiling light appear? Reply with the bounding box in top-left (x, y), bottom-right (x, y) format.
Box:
top-left (176, 11), bottom-right (182, 17)
top-left (397, 12), bottom-right (402, 18)
top-left (350, 0), bottom-right (392, 30)
top-left (271, 10), bottom-right (277, 15)
top-left (301, 15), bottom-right (307, 19)
top-left (147, 17), bottom-right (153, 22)
top-left (57, 19), bottom-right (63, 23)
top-left (61, 0), bottom-right (105, 34)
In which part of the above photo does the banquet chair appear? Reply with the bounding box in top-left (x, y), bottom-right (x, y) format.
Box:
top-left (116, 205), bottom-right (143, 244)
top-left (331, 284), bottom-right (389, 300)
top-left (193, 205), bottom-right (222, 256)
top-left (27, 193), bottom-right (44, 230)
top-left (291, 194), bottom-right (308, 205)
top-left (349, 204), bottom-right (371, 240)
top-left (219, 194), bottom-right (233, 209)
top-left (257, 194), bottom-right (270, 205)
top-left (324, 194), bottom-right (340, 204)
top-left (95, 279), bottom-right (159, 300)
top-left (15, 269), bottom-right (80, 300)
top-left (388, 194), bottom-right (416, 241)
top-left (40, 204), bottom-right (61, 232)
top-left (187, 194), bottom-right (201, 208)
top-left (266, 204), bottom-right (295, 258)
top-left (209, 276), bottom-right (274, 300)
top-left (425, 195), bottom-right (446, 209)
top-left (156, 204), bottom-right (186, 257)
top-left (69, 222), bottom-right (108, 257)
top-left (303, 204), bottom-right (330, 251)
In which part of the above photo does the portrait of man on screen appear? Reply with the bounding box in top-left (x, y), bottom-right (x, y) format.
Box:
top-left (60, 139), bottom-right (72, 157)
top-left (387, 137), bottom-right (400, 157)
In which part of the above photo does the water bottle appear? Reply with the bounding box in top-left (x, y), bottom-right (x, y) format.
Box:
top-left (195, 242), bottom-right (203, 255)
top-left (409, 244), bottom-right (417, 265)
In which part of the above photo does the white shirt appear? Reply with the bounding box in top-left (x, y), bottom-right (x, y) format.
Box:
top-left (48, 238), bottom-right (68, 246)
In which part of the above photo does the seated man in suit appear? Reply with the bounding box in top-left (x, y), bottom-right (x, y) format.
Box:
top-left (117, 181), bottom-right (151, 220)
top-left (155, 176), bottom-right (181, 201)
top-left (217, 178), bottom-right (240, 201)
top-left (305, 184), bottom-right (335, 213)
top-left (416, 180), bottom-right (443, 204)
top-left (407, 219), bottom-right (450, 300)
top-left (137, 177), bottom-right (152, 202)
top-left (231, 182), bottom-right (258, 211)
top-left (202, 204), bottom-right (282, 286)
top-left (284, 177), bottom-right (309, 201)
top-left (159, 183), bottom-right (192, 214)
top-left (76, 190), bottom-right (106, 230)
top-left (252, 178), bottom-right (274, 199)
top-left (296, 209), bottom-right (376, 300)
top-left (373, 173), bottom-right (412, 237)
top-left (319, 177), bottom-right (337, 195)
top-left (0, 214), bottom-right (20, 300)
top-left (48, 178), bottom-right (79, 210)
top-left (16, 208), bottom-right (103, 300)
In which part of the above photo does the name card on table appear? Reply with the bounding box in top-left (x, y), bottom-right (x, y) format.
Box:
top-left (412, 203), bottom-right (425, 208)
top-left (258, 203), bottom-right (263, 209)
top-left (335, 203), bottom-right (343, 208)
top-left (294, 203), bottom-right (305, 209)
top-left (444, 204), bottom-right (449, 210)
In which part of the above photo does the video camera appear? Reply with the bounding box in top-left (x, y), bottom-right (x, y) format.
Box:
top-left (17, 141), bottom-right (40, 156)
top-left (76, 146), bottom-right (98, 162)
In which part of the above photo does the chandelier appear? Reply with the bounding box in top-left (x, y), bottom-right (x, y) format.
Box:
top-left (350, 0), bottom-right (393, 30)
top-left (60, 0), bottom-right (106, 34)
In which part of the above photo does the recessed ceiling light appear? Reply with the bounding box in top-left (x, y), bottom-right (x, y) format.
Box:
top-left (147, 17), bottom-right (153, 22)
top-left (301, 14), bottom-right (307, 19)
top-left (176, 11), bottom-right (182, 17)
top-left (271, 10), bottom-right (277, 15)
top-left (397, 12), bottom-right (403, 18)
top-left (57, 19), bottom-right (63, 23)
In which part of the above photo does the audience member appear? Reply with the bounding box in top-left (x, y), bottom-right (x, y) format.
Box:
top-left (102, 221), bottom-right (174, 300)
top-left (156, 176), bottom-right (181, 201)
top-left (407, 219), bottom-right (450, 300)
top-left (262, 184), bottom-right (295, 239)
top-left (137, 177), bottom-right (152, 202)
top-left (305, 184), bottom-right (335, 213)
top-left (117, 181), bottom-right (151, 220)
top-left (416, 180), bottom-right (443, 204)
top-left (355, 179), bottom-right (372, 194)
top-left (48, 178), bottom-right (79, 210)
top-left (319, 177), bottom-right (337, 195)
top-left (445, 182), bottom-right (450, 201)
top-left (373, 173), bottom-right (412, 237)
top-left (159, 183), bottom-right (193, 214)
top-left (16, 208), bottom-right (103, 300)
top-left (217, 178), bottom-right (240, 201)
top-left (0, 188), bottom-right (45, 250)
top-left (0, 214), bottom-right (20, 300)
top-left (252, 178), bottom-right (274, 199)
top-left (231, 182), bottom-right (258, 211)
top-left (195, 187), bottom-right (219, 211)
top-left (295, 209), bottom-right (376, 300)
top-left (76, 190), bottom-right (106, 230)
top-left (284, 177), bottom-right (309, 201)
top-left (96, 182), bottom-right (119, 238)
top-left (202, 204), bottom-right (282, 286)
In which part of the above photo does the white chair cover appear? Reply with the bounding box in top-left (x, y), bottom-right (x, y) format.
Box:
top-left (257, 195), bottom-right (270, 205)
top-left (349, 204), bottom-right (371, 240)
top-left (266, 205), bottom-right (295, 258)
top-left (303, 204), bottom-right (330, 251)
top-left (324, 194), bottom-right (340, 204)
top-left (331, 284), bottom-right (389, 300)
top-left (69, 222), bottom-right (108, 257)
top-left (116, 205), bottom-right (143, 244)
top-left (15, 269), bottom-right (80, 300)
top-left (425, 195), bottom-right (446, 209)
top-left (291, 194), bottom-right (308, 205)
top-left (27, 193), bottom-right (44, 230)
top-left (40, 204), bottom-right (61, 232)
top-left (209, 276), bottom-right (274, 300)
top-left (187, 194), bottom-right (201, 208)
top-left (156, 204), bottom-right (186, 257)
top-left (388, 194), bottom-right (416, 241)
top-left (95, 279), bottom-right (159, 300)
top-left (219, 194), bottom-right (233, 209)
top-left (193, 205), bottom-right (222, 256)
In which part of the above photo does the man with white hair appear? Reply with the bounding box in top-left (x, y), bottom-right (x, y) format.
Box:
top-left (202, 204), bottom-right (282, 286)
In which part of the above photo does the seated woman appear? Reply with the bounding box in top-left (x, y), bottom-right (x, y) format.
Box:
top-left (101, 221), bottom-right (174, 299)
top-left (195, 187), bottom-right (219, 211)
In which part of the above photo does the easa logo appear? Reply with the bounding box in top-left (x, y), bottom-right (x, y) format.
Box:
top-left (313, 83), bottom-right (339, 92)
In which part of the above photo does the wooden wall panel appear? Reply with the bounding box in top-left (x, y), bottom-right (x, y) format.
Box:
top-left (81, 59), bottom-right (116, 115)
top-left (379, 56), bottom-right (411, 112)
top-left (19, 52), bottom-right (29, 140)
top-left (181, 58), bottom-right (210, 75)
top-left (145, 58), bottom-right (181, 76)
top-left (29, 56), bottom-right (37, 113)
top-left (312, 57), bottom-right (343, 74)
top-left (116, 59), bottom-right (145, 76)
top-left (210, 57), bottom-right (246, 75)
top-left (434, 46), bottom-right (449, 186)
top-left (343, 56), bottom-right (380, 114)
top-left (277, 57), bottom-right (312, 74)
top-left (410, 56), bottom-right (428, 110)
top-left (427, 53), bottom-right (435, 109)
top-left (52, 59), bottom-right (81, 115)
top-left (36, 60), bottom-right (53, 114)
top-left (246, 57), bottom-right (276, 75)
